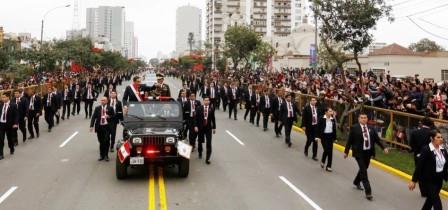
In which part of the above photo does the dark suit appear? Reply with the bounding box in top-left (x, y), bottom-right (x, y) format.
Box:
top-left (318, 116), bottom-right (337, 168)
top-left (244, 89), bottom-right (254, 121)
top-left (227, 87), bottom-right (240, 120)
top-left (122, 85), bottom-right (146, 106)
top-left (61, 88), bottom-right (73, 119)
top-left (178, 97), bottom-right (189, 138)
top-left (43, 93), bottom-right (58, 130)
top-left (412, 144), bottom-right (448, 210)
top-left (221, 86), bottom-right (229, 112)
top-left (280, 101), bottom-right (298, 146)
top-left (0, 102), bottom-right (19, 157)
top-left (90, 105), bottom-right (115, 159)
top-left (27, 95), bottom-right (41, 138)
top-left (185, 100), bottom-right (201, 149)
top-left (344, 123), bottom-right (385, 196)
top-left (272, 96), bottom-right (285, 136)
top-left (109, 99), bottom-right (123, 150)
top-left (12, 97), bottom-right (28, 143)
top-left (410, 126), bottom-right (431, 196)
top-left (53, 91), bottom-right (62, 124)
top-left (82, 87), bottom-right (98, 118)
top-left (259, 95), bottom-right (272, 130)
top-left (209, 86), bottom-right (219, 109)
top-left (301, 104), bottom-right (321, 158)
top-left (72, 88), bottom-right (82, 115)
top-left (194, 105), bottom-right (216, 161)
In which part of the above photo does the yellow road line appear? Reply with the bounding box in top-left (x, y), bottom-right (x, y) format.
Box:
top-left (158, 167), bottom-right (168, 210)
top-left (149, 165), bottom-right (156, 210)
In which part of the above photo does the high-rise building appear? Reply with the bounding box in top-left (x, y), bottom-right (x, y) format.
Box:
top-left (86, 6), bottom-right (126, 52)
top-left (0, 27), bottom-right (4, 47)
top-left (133, 37), bottom-right (139, 58)
top-left (206, 0), bottom-right (224, 47)
top-left (291, 0), bottom-right (308, 28)
top-left (176, 5), bottom-right (202, 55)
top-left (273, 0), bottom-right (291, 36)
top-left (124, 21), bottom-right (135, 58)
top-left (251, 0), bottom-right (268, 36)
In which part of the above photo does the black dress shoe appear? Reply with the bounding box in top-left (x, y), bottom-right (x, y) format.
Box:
top-left (14, 142), bottom-right (18, 147)
top-left (98, 158), bottom-right (104, 161)
top-left (199, 154), bottom-right (202, 159)
top-left (263, 128), bottom-right (267, 131)
top-left (206, 160), bottom-right (211, 164)
top-left (110, 148), bottom-right (114, 153)
top-left (105, 157), bottom-right (110, 161)
top-left (48, 129), bottom-right (52, 132)
top-left (10, 149), bottom-right (14, 155)
top-left (0, 156), bottom-right (4, 160)
top-left (354, 184), bottom-right (364, 191)
top-left (37, 134), bottom-right (40, 138)
top-left (366, 195), bottom-right (373, 201)
top-left (288, 142), bottom-right (292, 148)
top-left (312, 157), bottom-right (319, 161)
top-left (29, 136), bottom-right (34, 140)
top-left (304, 151), bottom-right (308, 157)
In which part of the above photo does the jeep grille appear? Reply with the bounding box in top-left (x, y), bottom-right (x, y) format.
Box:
top-left (143, 136), bottom-right (166, 145)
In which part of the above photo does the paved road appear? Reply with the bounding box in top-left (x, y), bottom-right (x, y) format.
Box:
top-left (0, 76), bottom-right (446, 210)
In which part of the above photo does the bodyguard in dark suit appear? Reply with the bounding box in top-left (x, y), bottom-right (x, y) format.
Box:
top-left (409, 117), bottom-right (433, 197)
top-left (227, 83), bottom-right (240, 120)
top-left (12, 90), bottom-right (28, 144)
top-left (209, 83), bottom-right (218, 109)
top-left (249, 88), bottom-right (260, 125)
top-left (259, 90), bottom-right (272, 131)
top-left (90, 97), bottom-right (115, 161)
top-left (104, 84), bottom-right (114, 99)
top-left (280, 94), bottom-right (298, 147)
top-left (178, 90), bottom-right (189, 138)
top-left (194, 96), bottom-right (216, 164)
top-left (43, 88), bottom-right (57, 132)
top-left (26, 89), bottom-right (41, 139)
top-left (83, 83), bottom-right (98, 119)
top-left (52, 87), bottom-right (62, 125)
top-left (108, 91), bottom-right (123, 152)
top-left (344, 112), bottom-right (388, 201)
top-left (244, 85), bottom-right (254, 121)
top-left (301, 97), bottom-right (320, 160)
top-left (61, 84), bottom-right (73, 120)
top-left (220, 84), bottom-right (229, 112)
top-left (185, 93), bottom-right (201, 151)
top-left (0, 95), bottom-right (19, 160)
top-left (72, 84), bottom-right (82, 116)
top-left (272, 90), bottom-right (285, 137)
top-left (409, 130), bottom-right (447, 210)
top-left (317, 107), bottom-right (337, 172)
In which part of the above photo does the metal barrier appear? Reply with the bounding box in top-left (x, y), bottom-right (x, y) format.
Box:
top-left (293, 93), bottom-right (448, 150)
top-left (0, 81), bottom-right (68, 97)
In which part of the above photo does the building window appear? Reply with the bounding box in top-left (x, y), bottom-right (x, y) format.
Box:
top-left (442, 70), bottom-right (448, 81)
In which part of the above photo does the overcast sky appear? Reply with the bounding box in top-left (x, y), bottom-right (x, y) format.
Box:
top-left (0, 0), bottom-right (447, 59)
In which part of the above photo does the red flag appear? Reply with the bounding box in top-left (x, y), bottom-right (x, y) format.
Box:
top-left (193, 63), bottom-right (204, 71)
top-left (71, 62), bottom-right (82, 73)
top-left (118, 141), bottom-right (131, 163)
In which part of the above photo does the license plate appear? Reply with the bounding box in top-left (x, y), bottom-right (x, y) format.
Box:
top-left (130, 157), bottom-right (144, 165)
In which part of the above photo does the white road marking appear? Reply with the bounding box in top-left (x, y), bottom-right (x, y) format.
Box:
top-left (279, 176), bottom-right (323, 210)
top-left (225, 130), bottom-right (245, 146)
top-left (0, 186), bottom-right (18, 204)
top-left (60, 158), bottom-right (70, 162)
top-left (59, 131), bottom-right (79, 148)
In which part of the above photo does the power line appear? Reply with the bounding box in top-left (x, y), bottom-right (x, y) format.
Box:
top-left (392, 0), bottom-right (420, 7)
top-left (406, 3), bottom-right (448, 17)
top-left (407, 17), bottom-right (448, 41)
top-left (418, 18), bottom-right (448, 31)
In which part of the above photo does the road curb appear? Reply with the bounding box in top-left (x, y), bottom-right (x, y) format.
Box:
top-left (292, 125), bottom-right (448, 197)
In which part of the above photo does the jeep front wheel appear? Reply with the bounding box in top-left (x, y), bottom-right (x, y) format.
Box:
top-left (116, 156), bottom-right (128, 180)
top-left (178, 158), bottom-right (189, 178)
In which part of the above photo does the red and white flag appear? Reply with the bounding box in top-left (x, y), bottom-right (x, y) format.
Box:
top-left (118, 141), bottom-right (131, 163)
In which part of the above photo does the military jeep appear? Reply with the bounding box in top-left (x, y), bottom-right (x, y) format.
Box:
top-left (115, 98), bottom-right (189, 179)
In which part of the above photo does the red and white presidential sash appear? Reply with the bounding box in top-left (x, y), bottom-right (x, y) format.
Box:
top-left (129, 84), bottom-right (143, 102)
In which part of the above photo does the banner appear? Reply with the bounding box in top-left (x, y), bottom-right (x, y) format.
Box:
top-left (310, 44), bottom-right (317, 68)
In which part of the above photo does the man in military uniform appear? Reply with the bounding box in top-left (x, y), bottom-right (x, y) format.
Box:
top-left (151, 73), bottom-right (171, 97)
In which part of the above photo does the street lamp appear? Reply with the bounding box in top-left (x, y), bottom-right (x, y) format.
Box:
top-left (39, 4), bottom-right (70, 72)
top-left (40, 4), bottom-right (71, 48)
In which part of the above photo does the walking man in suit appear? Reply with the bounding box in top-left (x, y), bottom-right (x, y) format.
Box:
top-left (0, 94), bottom-right (19, 160)
top-left (227, 82), bottom-right (239, 120)
top-left (194, 96), bottom-right (216, 164)
top-left (281, 93), bottom-right (298, 148)
top-left (272, 89), bottom-right (285, 137)
top-left (90, 97), bottom-right (115, 161)
top-left (186, 93), bottom-right (201, 151)
top-left (61, 84), bottom-right (73, 120)
top-left (244, 85), bottom-right (254, 121)
top-left (344, 112), bottom-right (389, 201)
top-left (43, 87), bottom-right (57, 132)
top-left (302, 97), bottom-right (320, 160)
top-left (72, 84), bottom-right (82, 116)
top-left (12, 90), bottom-right (28, 144)
top-left (108, 91), bottom-right (123, 152)
top-left (83, 83), bottom-right (97, 119)
top-left (221, 83), bottom-right (229, 112)
top-left (259, 89), bottom-right (272, 131)
top-left (27, 89), bottom-right (41, 139)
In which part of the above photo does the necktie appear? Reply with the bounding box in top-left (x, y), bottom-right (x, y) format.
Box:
top-left (101, 106), bottom-right (107, 125)
top-left (48, 94), bottom-right (52, 106)
top-left (16, 98), bottom-right (19, 104)
top-left (211, 88), bottom-right (214, 98)
top-left (289, 102), bottom-right (293, 118)
top-left (204, 106), bottom-right (208, 126)
top-left (312, 106), bottom-right (317, 124)
top-left (30, 96), bottom-right (34, 110)
top-left (265, 97), bottom-right (269, 108)
top-left (279, 98), bottom-right (283, 111)
top-left (112, 99), bottom-right (116, 111)
top-left (1, 104), bottom-right (7, 122)
top-left (191, 101), bottom-right (195, 117)
top-left (363, 125), bottom-right (370, 149)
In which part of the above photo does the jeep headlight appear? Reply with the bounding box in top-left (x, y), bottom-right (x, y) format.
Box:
top-left (166, 137), bottom-right (175, 144)
top-left (132, 137), bottom-right (142, 144)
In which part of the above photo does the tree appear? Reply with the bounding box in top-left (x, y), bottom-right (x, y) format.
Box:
top-left (253, 41), bottom-right (276, 72)
top-left (149, 58), bottom-right (159, 67)
top-left (311, 0), bottom-right (393, 74)
top-left (409, 38), bottom-right (445, 52)
top-left (317, 41), bottom-right (349, 70)
top-left (187, 32), bottom-right (195, 54)
top-left (224, 25), bottom-right (261, 71)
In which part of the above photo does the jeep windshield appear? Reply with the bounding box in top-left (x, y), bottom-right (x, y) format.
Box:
top-left (125, 102), bottom-right (181, 121)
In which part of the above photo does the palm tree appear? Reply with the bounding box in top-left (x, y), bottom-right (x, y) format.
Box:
top-left (187, 32), bottom-right (195, 55)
